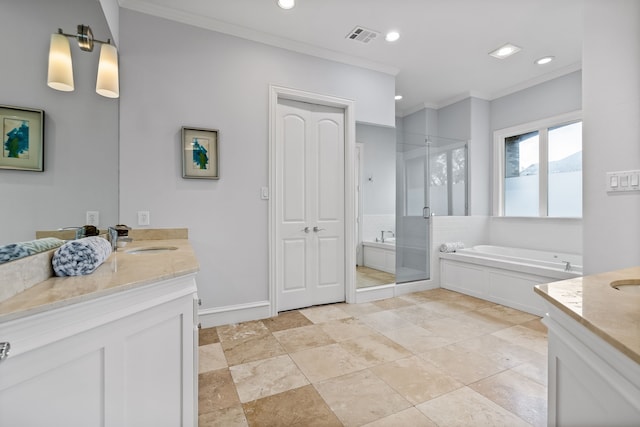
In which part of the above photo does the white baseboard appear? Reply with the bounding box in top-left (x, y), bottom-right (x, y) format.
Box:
top-left (355, 284), bottom-right (396, 303)
top-left (395, 279), bottom-right (439, 295)
top-left (199, 280), bottom-right (442, 327)
top-left (198, 300), bottom-right (271, 328)
top-left (355, 280), bottom-right (439, 303)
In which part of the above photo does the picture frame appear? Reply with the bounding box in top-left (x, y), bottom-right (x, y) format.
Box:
top-left (0, 105), bottom-right (44, 172)
top-left (181, 127), bottom-right (219, 179)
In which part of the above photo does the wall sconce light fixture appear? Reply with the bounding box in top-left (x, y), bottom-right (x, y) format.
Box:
top-left (47, 25), bottom-right (119, 98)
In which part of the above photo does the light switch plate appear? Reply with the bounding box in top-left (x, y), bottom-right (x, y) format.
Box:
top-left (607, 170), bottom-right (640, 193)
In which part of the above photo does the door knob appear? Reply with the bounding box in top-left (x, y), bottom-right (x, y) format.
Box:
top-left (313, 226), bottom-right (325, 232)
top-left (302, 227), bottom-right (310, 233)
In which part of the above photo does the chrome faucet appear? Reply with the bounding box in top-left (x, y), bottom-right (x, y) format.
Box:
top-left (562, 261), bottom-right (571, 272)
top-left (58, 226), bottom-right (84, 240)
top-left (381, 230), bottom-right (394, 243)
top-left (107, 226), bottom-right (119, 251)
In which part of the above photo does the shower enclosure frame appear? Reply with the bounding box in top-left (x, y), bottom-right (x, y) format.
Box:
top-left (355, 132), bottom-right (469, 303)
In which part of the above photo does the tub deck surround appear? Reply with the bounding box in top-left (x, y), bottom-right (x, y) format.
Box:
top-left (363, 240), bottom-right (396, 274)
top-left (442, 245), bottom-right (583, 279)
top-left (439, 245), bottom-right (583, 316)
top-left (534, 266), bottom-right (640, 364)
top-left (0, 237), bottom-right (199, 323)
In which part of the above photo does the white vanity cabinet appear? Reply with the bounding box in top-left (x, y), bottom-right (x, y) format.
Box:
top-left (542, 302), bottom-right (640, 426)
top-left (0, 274), bottom-right (199, 427)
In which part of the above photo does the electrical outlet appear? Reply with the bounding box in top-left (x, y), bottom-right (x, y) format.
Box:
top-left (138, 211), bottom-right (150, 226)
top-left (86, 211), bottom-right (99, 226)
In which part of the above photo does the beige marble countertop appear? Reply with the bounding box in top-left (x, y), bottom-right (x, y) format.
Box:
top-left (0, 239), bottom-right (199, 323)
top-left (535, 266), bottom-right (640, 364)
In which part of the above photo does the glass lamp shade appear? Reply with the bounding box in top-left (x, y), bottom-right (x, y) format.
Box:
top-left (96, 43), bottom-right (119, 98)
top-left (47, 33), bottom-right (74, 91)
top-left (277, 0), bottom-right (295, 9)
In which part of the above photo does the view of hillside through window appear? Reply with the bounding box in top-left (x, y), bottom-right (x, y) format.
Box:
top-left (548, 121), bottom-right (582, 217)
top-left (503, 121), bottom-right (582, 217)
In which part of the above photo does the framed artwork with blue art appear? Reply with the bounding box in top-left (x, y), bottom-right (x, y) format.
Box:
top-left (181, 127), bottom-right (219, 179)
top-left (0, 105), bottom-right (44, 172)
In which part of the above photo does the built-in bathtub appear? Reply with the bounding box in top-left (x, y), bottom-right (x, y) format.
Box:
top-left (439, 245), bottom-right (582, 316)
top-left (362, 239), bottom-right (395, 274)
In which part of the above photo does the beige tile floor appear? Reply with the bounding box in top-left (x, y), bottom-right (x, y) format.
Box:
top-left (356, 266), bottom-right (396, 289)
top-left (198, 289), bottom-right (548, 427)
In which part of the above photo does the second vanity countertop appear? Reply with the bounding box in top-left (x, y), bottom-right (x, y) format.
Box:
top-left (534, 266), bottom-right (640, 364)
top-left (0, 238), bottom-right (199, 323)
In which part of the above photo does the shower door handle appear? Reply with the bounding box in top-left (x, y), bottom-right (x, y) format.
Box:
top-left (423, 207), bottom-right (431, 219)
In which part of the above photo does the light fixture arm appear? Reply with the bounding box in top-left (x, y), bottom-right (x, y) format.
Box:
top-left (56, 25), bottom-right (112, 52)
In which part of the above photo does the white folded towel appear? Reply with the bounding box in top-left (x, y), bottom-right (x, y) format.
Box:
top-left (439, 242), bottom-right (465, 253)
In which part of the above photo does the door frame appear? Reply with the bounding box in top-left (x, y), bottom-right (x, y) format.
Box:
top-left (355, 142), bottom-right (364, 267)
top-left (268, 85), bottom-right (356, 316)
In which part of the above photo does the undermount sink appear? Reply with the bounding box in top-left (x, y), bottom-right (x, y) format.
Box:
top-left (125, 246), bottom-right (178, 254)
top-left (610, 279), bottom-right (640, 295)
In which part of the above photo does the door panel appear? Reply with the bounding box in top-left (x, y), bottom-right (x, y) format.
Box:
top-left (282, 115), bottom-right (306, 222)
top-left (317, 236), bottom-right (339, 286)
top-left (318, 119), bottom-right (343, 221)
top-left (397, 144), bottom-right (430, 284)
top-left (282, 239), bottom-right (306, 291)
top-left (276, 99), bottom-right (345, 311)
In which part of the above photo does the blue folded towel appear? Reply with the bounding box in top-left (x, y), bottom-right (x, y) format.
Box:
top-left (0, 237), bottom-right (65, 264)
top-left (21, 237), bottom-right (65, 254)
top-left (52, 236), bottom-right (112, 276)
top-left (0, 243), bottom-right (31, 264)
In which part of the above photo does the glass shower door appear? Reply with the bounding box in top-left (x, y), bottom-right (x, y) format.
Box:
top-left (396, 135), bottom-right (430, 284)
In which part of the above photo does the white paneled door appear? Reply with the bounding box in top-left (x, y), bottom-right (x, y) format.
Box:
top-left (275, 99), bottom-right (345, 311)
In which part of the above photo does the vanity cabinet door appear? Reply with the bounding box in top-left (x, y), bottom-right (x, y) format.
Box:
top-left (0, 277), bottom-right (198, 427)
top-left (0, 341), bottom-right (105, 427)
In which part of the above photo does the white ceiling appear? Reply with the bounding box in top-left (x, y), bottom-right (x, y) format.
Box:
top-left (119, 0), bottom-right (584, 115)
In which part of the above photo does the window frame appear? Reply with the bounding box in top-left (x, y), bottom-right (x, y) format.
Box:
top-left (493, 111), bottom-right (582, 218)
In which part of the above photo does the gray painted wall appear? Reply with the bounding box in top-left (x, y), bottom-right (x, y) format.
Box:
top-left (491, 71), bottom-right (582, 131)
top-left (488, 71), bottom-right (583, 254)
top-left (438, 99), bottom-right (471, 141)
top-left (470, 98), bottom-right (491, 215)
top-left (118, 9), bottom-right (396, 310)
top-left (356, 124), bottom-right (396, 216)
top-left (583, 0), bottom-right (640, 273)
top-left (0, 0), bottom-right (118, 245)
top-left (397, 71), bottom-right (582, 252)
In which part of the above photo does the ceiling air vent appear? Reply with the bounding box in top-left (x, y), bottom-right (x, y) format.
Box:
top-left (345, 26), bottom-right (379, 44)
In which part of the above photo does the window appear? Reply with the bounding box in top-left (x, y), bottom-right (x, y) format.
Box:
top-left (494, 112), bottom-right (582, 217)
top-left (429, 142), bottom-right (467, 216)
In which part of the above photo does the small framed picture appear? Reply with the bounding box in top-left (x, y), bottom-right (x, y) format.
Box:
top-left (0, 105), bottom-right (44, 172)
top-left (181, 127), bottom-right (219, 179)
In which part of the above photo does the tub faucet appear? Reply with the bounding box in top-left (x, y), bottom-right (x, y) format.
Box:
top-left (381, 230), bottom-right (394, 243)
top-left (562, 261), bottom-right (571, 272)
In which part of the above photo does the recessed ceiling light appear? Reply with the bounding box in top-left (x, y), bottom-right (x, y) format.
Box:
top-left (277, 0), bottom-right (295, 10)
top-left (489, 43), bottom-right (521, 59)
top-left (395, 95), bottom-right (403, 101)
top-left (385, 31), bottom-right (400, 42)
top-left (535, 56), bottom-right (555, 65)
